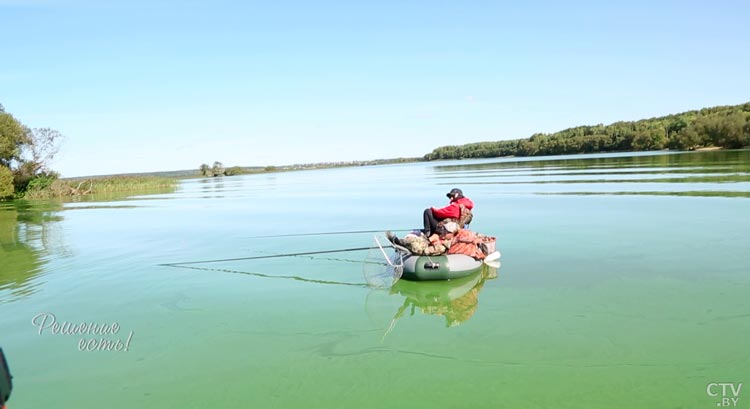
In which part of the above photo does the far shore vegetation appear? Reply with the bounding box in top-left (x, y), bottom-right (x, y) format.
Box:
top-left (2, 101), bottom-right (749, 200)
top-left (197, 158), bottom-right (419, 178)
top-left (21, 176), bottom-right (178, 200)
top-left (424, 102), bottom-right (750, 160)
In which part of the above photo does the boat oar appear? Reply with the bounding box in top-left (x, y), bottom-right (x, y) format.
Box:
top-left (484, 250), bottom-right (501, 263)
top-left (484, 260), bottom-right (501, 269)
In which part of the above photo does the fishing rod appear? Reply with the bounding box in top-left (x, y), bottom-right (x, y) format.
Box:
top-left (243, 249), bottom-right (384, 265)
top-left (245, 228), bottom-right (416, 239)
top-left (160, 246), bottom-right (387, 267)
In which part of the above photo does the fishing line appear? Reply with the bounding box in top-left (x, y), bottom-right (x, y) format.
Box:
top-left (160, 246), bottom-right (385, 266)
top-left (300, 256), bottom-right (380, 264)
top-left (245, 228), bottom-right (415, 239)
top-left (244, 249), bottom-right (382, 265)
top-left (163, 264), bottom-right (369, 287)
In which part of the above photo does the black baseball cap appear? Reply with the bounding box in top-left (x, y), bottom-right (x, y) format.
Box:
top-left (446, 188), bottom-right (463, 198)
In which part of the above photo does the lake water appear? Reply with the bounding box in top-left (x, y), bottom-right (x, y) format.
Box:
top-left (1, 150), bottom-right (749, 409)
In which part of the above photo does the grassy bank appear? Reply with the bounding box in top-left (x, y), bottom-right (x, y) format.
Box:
top-left (21, 176), bottom-right (178, 199)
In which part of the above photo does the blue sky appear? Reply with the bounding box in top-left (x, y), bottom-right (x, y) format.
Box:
top-left (1, 0), bottom-right (748, 176)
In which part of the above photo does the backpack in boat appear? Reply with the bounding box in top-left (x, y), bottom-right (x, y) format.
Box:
top-left (457, 203), bottom-right (473, 227)
top-left (437, 203), bottom-right (473, 234)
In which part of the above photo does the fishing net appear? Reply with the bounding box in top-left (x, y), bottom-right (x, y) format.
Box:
top-left (363, 235), bottom-right (404, 288)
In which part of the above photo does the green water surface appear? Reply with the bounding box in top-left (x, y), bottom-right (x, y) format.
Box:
top-left (1, 150), bottom-right (749, 408)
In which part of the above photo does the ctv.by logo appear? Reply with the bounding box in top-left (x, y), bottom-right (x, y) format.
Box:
top-left (707, 383), bottom-right (742, 407)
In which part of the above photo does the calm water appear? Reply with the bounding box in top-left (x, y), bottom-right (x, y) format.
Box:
top-left (1, 150), bottom-right (749, 409)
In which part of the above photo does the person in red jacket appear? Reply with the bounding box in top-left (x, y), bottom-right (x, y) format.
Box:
top-left (423, 188), bottom-right (474, 236)
top-left (386, 188), bottom-right (474, 247)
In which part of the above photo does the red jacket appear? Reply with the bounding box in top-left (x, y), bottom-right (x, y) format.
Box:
top-left (431, 197), bottom-right (474, 219)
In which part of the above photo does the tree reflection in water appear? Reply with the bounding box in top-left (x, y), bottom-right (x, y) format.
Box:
top-left (0, 201), bottom-right (67, 303)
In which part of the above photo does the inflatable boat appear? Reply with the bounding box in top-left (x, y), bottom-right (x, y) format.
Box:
top-left (399, 253), bottom-right (484, 281)
top-left (369, 233), bottom-right (499, 283)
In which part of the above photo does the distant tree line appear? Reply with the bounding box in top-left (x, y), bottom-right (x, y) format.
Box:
top-left (424, 102), bottom-right (750, 160)
top-left (197, 157), bottom-right (420, 177)
top-left (199, 161), bottom-right (243, 177)
top-left (1, 103), bottom-right (64, 199)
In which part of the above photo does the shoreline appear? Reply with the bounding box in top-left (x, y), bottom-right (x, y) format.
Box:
top-left (7, 147), bottom-right (745, 201)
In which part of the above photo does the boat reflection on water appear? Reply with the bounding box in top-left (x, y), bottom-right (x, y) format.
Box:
top-left (379, 263), bottom-right (500, 338)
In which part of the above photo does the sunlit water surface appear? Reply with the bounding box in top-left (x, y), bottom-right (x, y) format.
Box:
top-left (1, 150), bottom-right (749, 408)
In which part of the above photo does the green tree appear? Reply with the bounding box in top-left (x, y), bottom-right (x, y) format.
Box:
top-left (667, 129), bottom-right (701, 150)
top-left (667, 118), bottom-right (688, 136)
top-left (199, 163), bottom-right (210, 176)
top-left (0, 110), bottom-right (26, 167)
top-left (711, 113), bottom-right (749, 148)
top-left (0, 105), bottom-right (65, 195)
top-left (632, 129), bottom-right (666, 150)
top-left (0, 165), bottom-right (13, 198)
top-left (211, 161), bottom-right (225, 177)
top-left (683, 113), bottom-right (748, 149)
